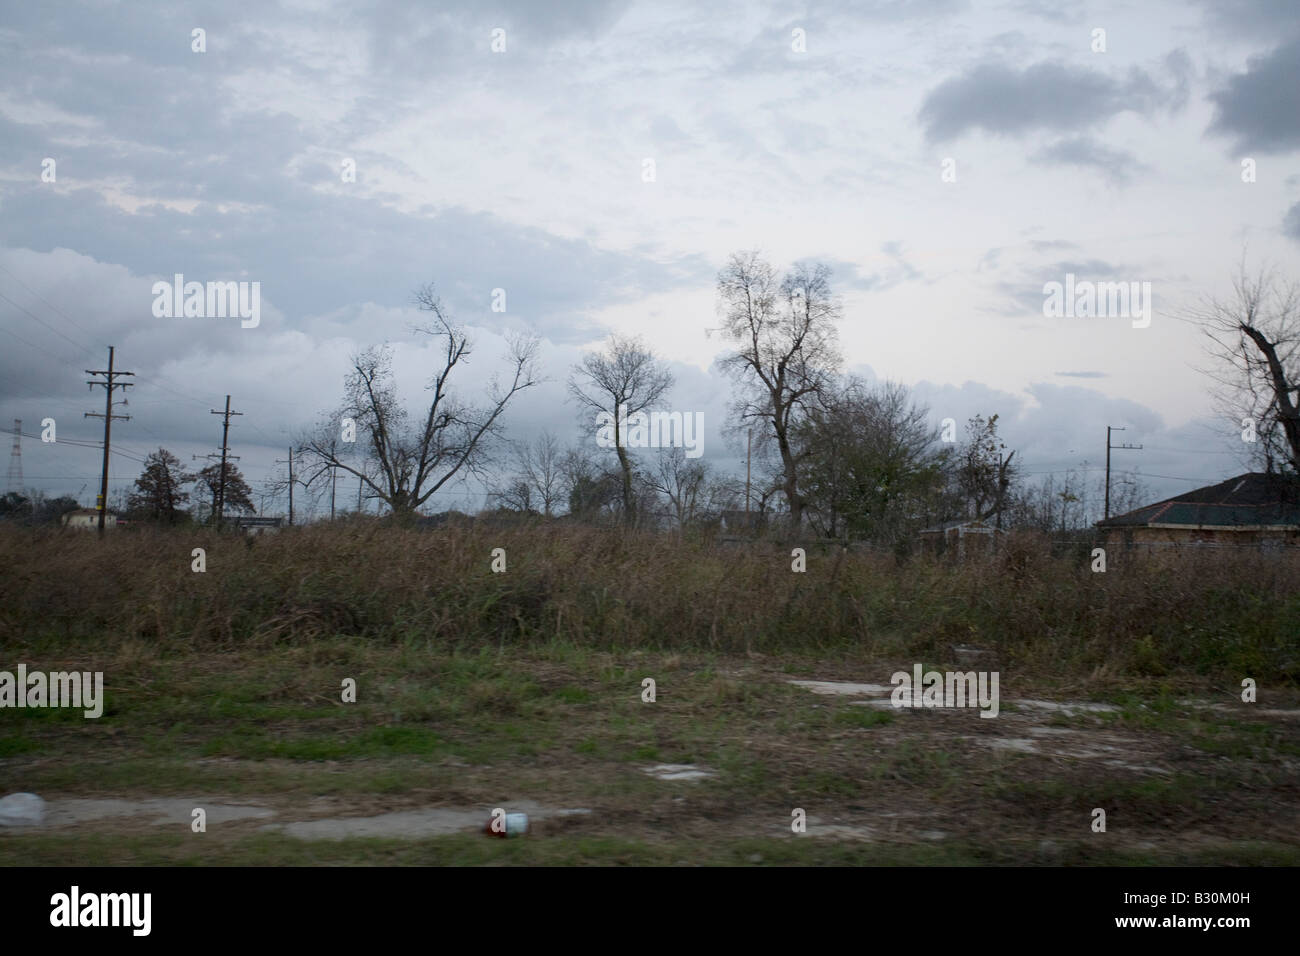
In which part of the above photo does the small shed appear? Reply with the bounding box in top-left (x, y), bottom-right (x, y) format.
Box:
top-left (61, 508), bottom-right (117, 530)
top-left (918, 518), bottom-right (1004, 557)
top-left (233, 515), bottom-right (283, 536)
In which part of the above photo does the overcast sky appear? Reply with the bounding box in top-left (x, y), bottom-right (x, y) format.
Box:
top-left (2, 0), bottom-right (1298, 518)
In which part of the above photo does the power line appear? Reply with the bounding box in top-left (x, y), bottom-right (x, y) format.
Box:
top-left (1021, 465), bottom-right (1219, 483)
top-left (0, 289), bottom-right (100, 362)
top-left (0, 322), bottom-right (85, 366)
top-left (0, 262), bottom-right (107, 346)
top-left (5, 426), bottom-right (148, 464)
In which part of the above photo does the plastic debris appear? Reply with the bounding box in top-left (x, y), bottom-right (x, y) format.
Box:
top-left (0, 793), bottom-right (45, 827)
top-left (484, 811), bottom-right (529, 837)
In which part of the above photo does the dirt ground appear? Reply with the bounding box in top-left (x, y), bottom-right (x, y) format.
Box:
top-left (2, 648), bottom-right (1297, 865)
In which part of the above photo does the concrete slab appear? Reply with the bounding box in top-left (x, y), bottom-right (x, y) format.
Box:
top-left (262, 800), bottom-right (590, 840)
top-left (41, 798), bottom-right (273, 827)
top-left (788, 680), bottom-right (892, 696)
top-left (642, 764), bottom-right (715, 781)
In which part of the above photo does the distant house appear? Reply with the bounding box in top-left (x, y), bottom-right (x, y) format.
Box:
top-left (1096, 472), bottom-right (1300, 550)
top-left (62, 508), bottom-right (117, 530)
top-left (719, 510), bottom-right (764, 535)
top-left (232, 515), bottom-right (283, 536)
top-left (918, 518), bottom-right (1004, 557)
top-left (413, 511), bottom-right (477, 530)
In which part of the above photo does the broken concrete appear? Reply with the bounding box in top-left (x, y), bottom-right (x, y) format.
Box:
top-left (788, 680), bottom-right (893, 695)
top-left (1013, 699), bottom-right (1119, 715)
top-left (642, 763), bottom-right (715, 781)
top-left (0, 793), bottom-right (45, 827)
top-left (39, 798), bottom-right (273, 828)
top-left (263, 801), bottom-right (591, 840)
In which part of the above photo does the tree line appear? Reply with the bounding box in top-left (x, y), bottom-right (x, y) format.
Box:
top-left (14, 252), bottom-right (1294, 538)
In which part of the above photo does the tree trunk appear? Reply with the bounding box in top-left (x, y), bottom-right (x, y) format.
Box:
top-left (773, 409), bottom-right (803, 528)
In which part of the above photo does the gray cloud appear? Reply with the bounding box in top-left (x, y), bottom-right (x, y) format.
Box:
top-left (919, 60), bottom-right (1185, 143)
top-left (1193, 0), bottom-right (1300, 41)
top-left (1206, 37), bottom-right (1300, 154)
top-left (0, 182), bottom-right (709, 347)
top-left (1030, 137), bottom-right (1143, 184)
top-left (1284, 201), bottom-right (1300, 242)
top-left (834, 0), bottom-right (969, 22)
top-left (1005, 0), bottom-right (1084, 23)
top-left (815, 244), bottom-right (923, 293)
top-left (987, 258), bottom-right (1137, 318)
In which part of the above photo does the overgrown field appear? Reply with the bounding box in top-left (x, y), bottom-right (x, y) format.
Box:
top-left (1, 523), bottom-right (1297, 865)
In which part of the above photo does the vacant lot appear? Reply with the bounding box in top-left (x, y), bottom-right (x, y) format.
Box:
top-left (1, 523), bottom-right (1297, 864)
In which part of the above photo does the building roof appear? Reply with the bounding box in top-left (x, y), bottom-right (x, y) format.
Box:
top-left (1096, 472), bottom-right (1300, 529)
top-left (919, 518), bottom-right (1001, 534)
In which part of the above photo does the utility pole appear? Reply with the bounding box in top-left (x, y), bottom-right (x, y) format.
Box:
top-left (356, 474), bottom-right (363, 514)
top-left (197, 396), bottom-right (242, 530)
top-left (995, 451), bottom-right (1003, 534)
top-left (275, 447), bottom-right (295, 525)
top-left (1105, 425), bottom-right (1143, 520)
top-left (330, 440), bottom-right (337, 520)
top-left (5, 419), bottom-right (21, 495)
top-left (212, 395), bottom-right (242, 530)
top-left (745, 427), bottom-right (752, 516)
top-left (85, 347), bottom-right (134, 538)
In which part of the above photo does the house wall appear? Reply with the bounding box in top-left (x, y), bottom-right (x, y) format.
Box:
top-left (1104, 526), bottom-right (1300, 550)
top-left (64, 513), bottom-right (117, 529)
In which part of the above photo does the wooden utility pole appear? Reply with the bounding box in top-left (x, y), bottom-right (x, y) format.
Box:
top-left (330, 440), bottom-right (337, 520)
top-left (212, 395), bottom-right (242, 530)
top-left (1105, 425), bottom-right (1142, 520)
top-left (274, 447), bottom-right (296, 525)
top-left (745, 427), bottom-right (752, 515)
top-left (84, 346), bottom-right (134, 538)
top-left (197, 396), bottom-right (242, 529)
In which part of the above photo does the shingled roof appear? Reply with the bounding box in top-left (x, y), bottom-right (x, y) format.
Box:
top-left (1097, 472), bottom-right (1300, 529)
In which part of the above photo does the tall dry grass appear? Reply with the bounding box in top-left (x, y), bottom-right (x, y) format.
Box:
top-left (1, 521), bottom-right (1296, 682)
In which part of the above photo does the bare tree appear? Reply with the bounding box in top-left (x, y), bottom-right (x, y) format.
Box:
top-left (649, 445), bottom-right (710, 531)
top-left (568, 334), bottom-right (674, 523)
top-left (489, 433), bottom-right (567, 517)
top-left (1099, 471), bottom-right (1148, 519)
top-left (489, 477), bottom-right (536, 515)
top-left (955, 414), bottom-right (1018, 522)
top-left (515, 430), bottom-right (565, 517)
top-left (1192, 263), bottom-right (1300, 474)
top-left (715, 252), bottom-right (842, 529)
top-left (300, 283), bottom-right (540, 519)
